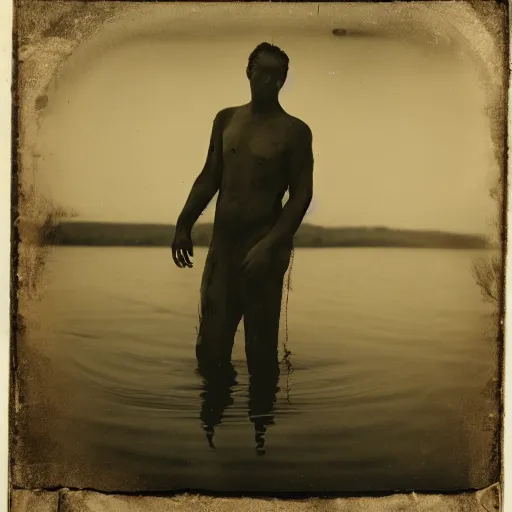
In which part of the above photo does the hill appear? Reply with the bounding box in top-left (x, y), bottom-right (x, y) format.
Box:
top-left (39, 221), bottom-right (491, 249)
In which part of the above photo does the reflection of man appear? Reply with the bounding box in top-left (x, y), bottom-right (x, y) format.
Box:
top-left (172, 42), bottom-right (314, 379)
top-left (198, 360), bottom-right (279, 455)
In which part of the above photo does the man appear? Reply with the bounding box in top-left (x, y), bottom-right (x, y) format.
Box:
top-left (172, 41), bottom-right (313, 401)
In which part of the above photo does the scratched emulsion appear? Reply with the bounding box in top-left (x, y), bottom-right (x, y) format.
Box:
top-left (13, 0), bottom-right (128, 491)
top-left (12, 2), bottom-right (505, 511)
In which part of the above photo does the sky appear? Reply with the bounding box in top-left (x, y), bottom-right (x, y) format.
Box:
top-left (35, 3), bottom-right (500, 235)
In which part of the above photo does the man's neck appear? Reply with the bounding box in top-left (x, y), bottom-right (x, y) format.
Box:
top-left (249, 96), bottom-right (282, 115)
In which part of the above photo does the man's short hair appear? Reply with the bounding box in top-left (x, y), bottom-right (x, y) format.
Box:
top-left (247, 42), bottom-right (289, 79)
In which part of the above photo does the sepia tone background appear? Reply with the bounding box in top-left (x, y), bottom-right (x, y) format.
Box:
top-left (12, 1), bottom-right (507, 511)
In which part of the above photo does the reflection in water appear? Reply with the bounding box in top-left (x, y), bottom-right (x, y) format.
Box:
top-left (248, 364), bottom-right (280, 455)
top-left (196, 361), bottom-right (238, 449)
top-left (196, 353), bottom-right (283, 454)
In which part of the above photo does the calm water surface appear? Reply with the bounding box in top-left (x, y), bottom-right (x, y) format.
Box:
top-left (22, 247), bottom-right (497, 493)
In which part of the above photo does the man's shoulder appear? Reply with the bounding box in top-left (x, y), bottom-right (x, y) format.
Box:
top-left (284, 114), bottom-right (312, 141)
top-left (214, 105), bottom-right (244, 125)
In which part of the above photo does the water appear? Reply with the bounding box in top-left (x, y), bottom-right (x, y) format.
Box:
top-left (18, 247), bottom-right (498, 493)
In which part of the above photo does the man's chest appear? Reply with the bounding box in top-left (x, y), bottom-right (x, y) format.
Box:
top-left (222, 115), bottom-right (290, 163)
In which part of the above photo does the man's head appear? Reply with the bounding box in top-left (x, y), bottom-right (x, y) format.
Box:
top-left (246, 43), bottom-right (289, 98)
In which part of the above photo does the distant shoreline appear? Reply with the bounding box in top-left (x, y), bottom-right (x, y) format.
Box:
top-left (40, 221), bottom-right (493, 250)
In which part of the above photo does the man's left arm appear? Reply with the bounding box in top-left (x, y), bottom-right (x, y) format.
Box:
top-left (263, 122), bottom-right (314, 249)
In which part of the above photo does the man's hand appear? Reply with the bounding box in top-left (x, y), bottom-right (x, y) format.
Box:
top-left (242, 239), bottom-right (271, 276)
top-left (172, 227), bottom-right (194, 268)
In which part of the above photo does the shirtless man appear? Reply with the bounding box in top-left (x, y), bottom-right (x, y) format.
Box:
top-left (172, 42), bottom-right (314, 384)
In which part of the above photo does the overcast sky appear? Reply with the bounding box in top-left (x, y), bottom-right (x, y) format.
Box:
top-left (35, 3), bottom-right (499, 235)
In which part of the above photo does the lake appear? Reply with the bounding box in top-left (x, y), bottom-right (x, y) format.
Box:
top-left (16, 247), bottom-right (499, 494)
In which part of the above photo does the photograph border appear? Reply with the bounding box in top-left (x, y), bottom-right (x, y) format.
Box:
top-left (7, 1), bottom-right (510, 510)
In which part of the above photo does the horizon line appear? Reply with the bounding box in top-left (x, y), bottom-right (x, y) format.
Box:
top-left (52, 219), bottom-right (491, 238)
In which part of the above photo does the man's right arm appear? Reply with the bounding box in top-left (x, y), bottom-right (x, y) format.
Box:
top-left (175, 110), bottom-right (226, 234)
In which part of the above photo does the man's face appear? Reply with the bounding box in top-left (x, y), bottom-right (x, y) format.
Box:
top-left (248, 52), bottom-right (286, 97)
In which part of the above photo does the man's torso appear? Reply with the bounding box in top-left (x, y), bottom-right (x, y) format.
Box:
top-left (212, 104), bottom-right (298, 250)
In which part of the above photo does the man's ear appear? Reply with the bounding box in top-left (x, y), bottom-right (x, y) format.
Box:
top-left (246, 66), bottom-right (251, 80)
